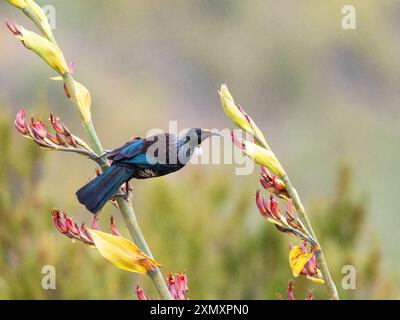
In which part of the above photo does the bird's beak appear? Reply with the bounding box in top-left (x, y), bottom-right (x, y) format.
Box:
top-left (203, 129), bottom-right (221, 137)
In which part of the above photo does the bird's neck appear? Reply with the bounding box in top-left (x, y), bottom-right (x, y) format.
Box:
top-left (176, 138), bottom-right (199, 165)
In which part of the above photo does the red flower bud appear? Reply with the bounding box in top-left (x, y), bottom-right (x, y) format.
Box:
top-left (30, 120), bottom-right (47, 140)
top-left (110, 217), bottom-right (121, 236)
top-left (50, 114), bottom-right (70, 136)
top-left (136, 286), bottom-right (148, 300)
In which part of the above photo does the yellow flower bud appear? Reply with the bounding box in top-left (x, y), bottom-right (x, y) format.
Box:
top-left (219, 84), bottom-right (269, 149)
top-left (232, 132), bottom-right (285, 177)
top-left (7, 0), bottom-right (27, 9)
top-left (7, 0), bottom-right (53, 41)
top-left (24, 0), bottom-right (53, 40)
top-left (219, 84), bottom-right (253, 132)
top-left (12, 25), bottom-right (68, 75)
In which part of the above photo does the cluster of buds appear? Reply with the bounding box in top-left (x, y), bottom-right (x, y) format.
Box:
top-left (289, 242), bottom-right (324, 284)
top-left (137, 272), bottom-right (188, 300)
top-left (51, 209), bottom-right (121, 246)
top-left (52, 209), bottom-right (161, 274)
top-left (260, 166), bottom-right (290, 200)
top-left (256, 191), bottom-right (316, 246)
top-left (15, 108), bottom-right (97, 160)
top-left (287, 281), bottom-right (313, 300)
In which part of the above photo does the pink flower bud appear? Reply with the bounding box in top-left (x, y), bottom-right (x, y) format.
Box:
top-left (5, 20), bottom-right (22, 36)
top-left (30, 120), bottom-right (47, 140)
top-left (136, 286), bottom-right (148, 300)
top-left (14, 108), bottom-right (28, 135)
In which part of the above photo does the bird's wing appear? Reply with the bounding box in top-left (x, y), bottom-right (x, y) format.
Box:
top-left (107, 134), bottom-right (178, 165)
top-left (106, 138), bottom-right (146, 161)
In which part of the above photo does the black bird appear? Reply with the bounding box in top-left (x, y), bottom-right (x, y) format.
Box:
top-left (76, 128), bottom-right (217, 213)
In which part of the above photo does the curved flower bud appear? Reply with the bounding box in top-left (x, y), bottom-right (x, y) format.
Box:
top-left (30, 119), bottom-right (47, 140)
top-left (51, 209), bottom-right (94, 245)
top-left (219, 84), bottom-right (269, 148)
top-left (10, 0), bottom-right (53, 41)
top-left (15, 108), bottom-right (29, 135)
top-left (8, 0), bottom-right (54, 40)
top-left (7, 21), bottom-right (68, 75)
top-left (232, 131), bottom-right (285, 177)
top-left (7, 0), bottom-right (27, 9)
top-left (260, 166), bottom-right (290, 200)
top-left (256, 191), bottom-right (315, 245)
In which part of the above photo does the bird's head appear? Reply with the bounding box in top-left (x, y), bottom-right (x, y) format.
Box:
top-left (183, 128), bottom-right (221, 146)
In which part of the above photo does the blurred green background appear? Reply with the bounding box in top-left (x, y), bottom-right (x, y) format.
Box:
top-left (0, 0), bottom-right (399, 299)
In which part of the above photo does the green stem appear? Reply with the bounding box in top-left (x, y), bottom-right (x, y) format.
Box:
top-left (16, 1), bottom-right (172, 300)
top-left (62, 72), bottom-right (172, 300)
top-left (117, 198), bottom-right (173, 299)
top-left (282, 174), bottom-right (339, 300)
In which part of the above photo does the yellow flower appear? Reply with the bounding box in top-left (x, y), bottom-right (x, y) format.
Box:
top-left (219, 84), bottom-right (269, 148)
top-left (289, 244), bottom-right (324, 284)
top-left (88, 229), bottom-right (161, 274)
top-left (231, 132), bottom-right (285, 177)
top-left (9, 23), bottom-right (68, 75)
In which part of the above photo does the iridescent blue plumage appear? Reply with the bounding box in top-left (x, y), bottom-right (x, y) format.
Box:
top-left (76, 128), bottom-right (216, 213)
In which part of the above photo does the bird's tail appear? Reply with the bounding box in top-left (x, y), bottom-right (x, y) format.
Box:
top-left (76, 165), bottom-right (132, 214)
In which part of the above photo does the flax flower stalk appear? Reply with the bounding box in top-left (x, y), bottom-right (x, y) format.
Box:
top-left (7, 0), bottom-right (172, 300)
top-left (221, 84), bottom-right (339, 300)
top-left (57, 37), bottom-right (174, 302)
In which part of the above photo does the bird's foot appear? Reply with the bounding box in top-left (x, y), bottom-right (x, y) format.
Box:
top-left (114, 182), bottom-right (132, 200)
top-left (90, 151), bottom-right (109, 161)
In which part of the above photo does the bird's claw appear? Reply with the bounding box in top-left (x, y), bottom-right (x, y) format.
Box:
top-left (90, 151), bottom-right (109, 161)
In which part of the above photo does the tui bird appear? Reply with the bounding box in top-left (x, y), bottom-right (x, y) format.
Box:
top-left (76, 128), bottom-right (218, 213)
